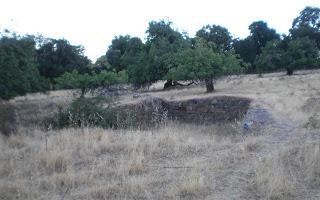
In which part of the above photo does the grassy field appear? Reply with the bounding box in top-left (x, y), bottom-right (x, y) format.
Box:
top-left (1, 70), bottom-right (320, 199)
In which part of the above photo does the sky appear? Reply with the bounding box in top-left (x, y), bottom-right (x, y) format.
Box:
top-left (0, 0), bottom-right (319, 61)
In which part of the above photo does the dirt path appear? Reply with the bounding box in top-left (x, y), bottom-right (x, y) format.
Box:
top-left (245, 100), bottom-right (298, 153)
top-left (212, 100), bottom-right (299, 199)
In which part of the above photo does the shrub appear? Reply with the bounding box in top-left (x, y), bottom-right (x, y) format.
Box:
top-left (0, 101), bottom-right (17, 136)
top-left (55, 97), bottom-right (116, 129)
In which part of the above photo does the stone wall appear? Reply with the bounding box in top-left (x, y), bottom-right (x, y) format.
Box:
top-left (117, 96), bottom-right (251, 128)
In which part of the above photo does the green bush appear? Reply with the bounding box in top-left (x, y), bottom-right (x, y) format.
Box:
top-left (55, 97), bottom-right (116, 129)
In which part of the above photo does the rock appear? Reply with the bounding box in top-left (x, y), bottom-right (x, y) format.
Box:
top-left (132, 93), bottom-right (149, 99)
top-left (133, 93), bottom-right (141, 99)
top-left (242, 106), bottom-right (274, 134)
top-left (243, 121), bottom-right (253, 131)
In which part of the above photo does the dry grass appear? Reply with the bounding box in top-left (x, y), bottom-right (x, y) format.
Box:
top-left (0, 101), bottom-right (17, 135)
top-left (1, 69), bottom-right (320, 199)
top-left (252, 130), bottom-right (320, 200)
top-left (170, 167), bottom-right (211, 199)
top-left (0, 123), bottom-right (248, 199)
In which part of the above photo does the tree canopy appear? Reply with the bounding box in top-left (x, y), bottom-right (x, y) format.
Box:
top-left (167, 38), bottom-right (244, 92)
top-left (234, 21), bottom-right (280, 73)
top-left (282, 37), bottom-right (319, 75)
top-left (249, 21), bottom-right (280, 54)
top-left (37, 39), bottom-right (91, 80)
top-left (196, 25), bottom-right (232, 52)
top-left (0, 34), bottom-right (49, 99)
top-left (256, 40), bottom-right (283, 73)
top-left (55, 70), bottom-right (128, 98)
top-left (1, 6), bottom-right (320, 100)
top-left (290, 6), bottom-right (320, 49)
top-left (106, 35), bottom-right (144, 72)
top-left (134, 20), bottom-right (189, 87)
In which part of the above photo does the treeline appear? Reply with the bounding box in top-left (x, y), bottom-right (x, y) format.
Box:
top-left (0, 6), bottom-right (319, 100)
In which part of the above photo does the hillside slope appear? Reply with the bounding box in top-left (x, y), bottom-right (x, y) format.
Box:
top-left (1, 70), bottom-right (320, 199)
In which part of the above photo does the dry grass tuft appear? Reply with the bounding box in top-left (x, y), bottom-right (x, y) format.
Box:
top-left (6, 134), bottom-right (26, 149)
top-left (253, 154), bottom-right (297, 199)
top-left (90, 184), bottom-right (121, 199)
top-left (171, 169), bottom-right (211, 199)
top-left (124, 152), bottom-right (149, 175)
top-left (252, 134), bottom-right (320, 199)
top-left (0, 184), bottom-right (25, 200)
top-left (50, 172), bottom-right (74, 191)
top-left (90, 176), bottom-right (149, 199)
top-left (242, 136), bottom-right (263, 153)
top-left (38, 151), bottom-right (68, 174)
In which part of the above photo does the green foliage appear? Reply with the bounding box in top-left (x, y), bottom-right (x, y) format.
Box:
top-left (257, 37), bottom-right (319, 75)
top-left (167, 40), bottom-right (222, 81)
top-left (196, 24), bottom-right (232, 52)
top-left (146, 20), bottom-right (184, 44)
top-left (255, 7), bottom-right (320, 75)
top-left (167, 38), bottom-right (244, 92)
top-left (143, 20), bottom-right (189, 85)
top-left (256, 40), bottom-right (283, 73)
top-left (221, 51), bottom-right (247, 75)
top-left (106, 20), bottom-right (191, 88)
top-left (249, 21), bottom-right (280, 53)
top-left (234, 21), bottom-right (280, 73)
top-left (94, 55), bottom-right (112, 72)
top-left (106, 35), bottom-right (144, 72)
top-left (37, 39), bottom-right (91, 80)
top-left (127, 51), bottom-right (151, 87)
top-left (233, 38), bottom-right (256, 72)
top-left (115, 20), bottom-right (190, 88)
top-left (290, 6), bottom-right (320, 49)
top-left (55, 70), bottom-right (95, 92)
top-left (282, 37), bottom-right (319, 75)
top-left (56, 97), bottom-right (115, 128)
top-left (55, 70), bottom-right (128, 97)
top-left (105, 35), bottom-right (148, 87)
top-left (292, 6), bottom-right (320, 29)
top-left (106, 39), bottom-right (123, 72)
top-left (0, 34), bottom-right (49, 100)
top-left (121, 37), bottom-right (145, 67)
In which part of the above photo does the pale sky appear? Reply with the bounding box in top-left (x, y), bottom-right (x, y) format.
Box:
top-left (0, 0), bottom-right (319, 61)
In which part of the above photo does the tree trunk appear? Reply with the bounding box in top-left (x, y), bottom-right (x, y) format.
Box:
top-left (164, 80), bottom-right (196, 89)
top-left (80, 87), bottom-right (86, 98)
top-left (164, 80), bottom-right (173, 89)
top-left (205, 78), bottom-right (214, 93)
top-left (286, 68), bottom-right (293, 76)
top-left (173, 81), bottom-right (195, 86)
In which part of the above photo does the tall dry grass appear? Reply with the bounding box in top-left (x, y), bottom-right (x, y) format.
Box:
top-left (1, 69), bottom-right (320, 199)
top-left (0, 122), bottom-right (251, 200)
top-left (252, 130), bottom-right (320, 200)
